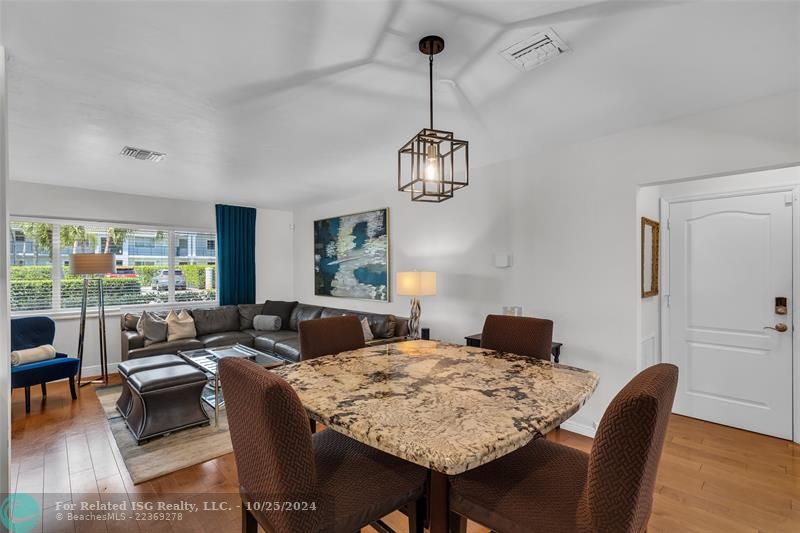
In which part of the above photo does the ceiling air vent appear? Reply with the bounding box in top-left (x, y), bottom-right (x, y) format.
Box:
top-left (500, 28), bottom-right (569, 72)
top-left (120, 146), bottom-right (166, 162)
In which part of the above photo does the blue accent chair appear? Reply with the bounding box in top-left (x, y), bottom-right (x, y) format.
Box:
top-left (11, 316), bottom-right (79, 413)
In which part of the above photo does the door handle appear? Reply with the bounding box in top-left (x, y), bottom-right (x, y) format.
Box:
top-left (764, 323), bottom-right (789, 333)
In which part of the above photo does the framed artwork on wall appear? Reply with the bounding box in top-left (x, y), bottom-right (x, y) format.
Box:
top-left (314, 208), bottom-right (390, 301)
top-left (641, 216), bottom-right (660, 298)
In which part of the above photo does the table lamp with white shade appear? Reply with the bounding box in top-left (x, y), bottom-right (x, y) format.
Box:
top-left (70, 252), bottom-right (115, 386)
top-left (396, 271), bottom-right (437, 339)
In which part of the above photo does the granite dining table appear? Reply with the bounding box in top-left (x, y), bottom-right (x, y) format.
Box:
top-left (271, 339), bottom-right (599, 533)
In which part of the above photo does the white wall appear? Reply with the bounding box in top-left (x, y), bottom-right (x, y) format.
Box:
top-left (506, 91), bottom-right (800, 435)
top-left (7, 182), bottom-right (293, 375)
top-left (256, 208), bottom-right (294, 302)
top-left (290, 91), bottom-right (800, 437)
top-left (292, 159), bottom-right (515, 343)
top-left (9, 180), bottom-right (217, 228)
top-left (0, 43), bottom-right (12, 496)
top-left (637, 185), bottom-right (661, 370)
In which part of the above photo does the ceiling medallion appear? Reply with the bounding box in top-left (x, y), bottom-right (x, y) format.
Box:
top-left (398, 35), bottom-right (469, 203)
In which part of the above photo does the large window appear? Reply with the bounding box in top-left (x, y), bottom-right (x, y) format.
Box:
top-left (9, 218), bottom-right (217, 313)
top-left (174, 230), bottom-right (217, 302)
top-left (9, 221), bottom-right (54, 311)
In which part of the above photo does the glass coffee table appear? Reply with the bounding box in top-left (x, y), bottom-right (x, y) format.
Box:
top-left (179, 344), bottom-right (286, 426)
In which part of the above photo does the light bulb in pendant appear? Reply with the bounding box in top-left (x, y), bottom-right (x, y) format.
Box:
top-left (424, 144), bottom-right (439, 182)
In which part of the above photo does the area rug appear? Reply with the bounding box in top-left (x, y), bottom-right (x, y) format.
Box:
top-left (96, 385), bottom-right (232, 484)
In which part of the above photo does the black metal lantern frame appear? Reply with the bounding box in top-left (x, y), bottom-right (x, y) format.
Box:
top-left (398, 128), bottom-right (468, 203)
top-left (398, 35), bottom-right (469, 203)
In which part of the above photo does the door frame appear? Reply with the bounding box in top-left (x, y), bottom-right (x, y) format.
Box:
top-left (660, 185), bottom-right (800, 443)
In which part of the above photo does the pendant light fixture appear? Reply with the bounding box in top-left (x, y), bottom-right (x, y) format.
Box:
top-left (398, 35), bottom-right (469, 202)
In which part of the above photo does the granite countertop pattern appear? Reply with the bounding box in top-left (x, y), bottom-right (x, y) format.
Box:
top-left (271, 340), bottom-right (599, 475)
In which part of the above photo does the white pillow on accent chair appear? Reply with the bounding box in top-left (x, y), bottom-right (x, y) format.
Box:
top-left (11, 344), bottom-right (56, 366)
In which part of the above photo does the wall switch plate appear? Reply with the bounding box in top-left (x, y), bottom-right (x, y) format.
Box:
top-left (494, 254), bottom-right (512, 268)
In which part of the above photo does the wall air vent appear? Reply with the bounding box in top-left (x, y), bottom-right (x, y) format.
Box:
top-left (500, 28), bottom-right (569, 72)
top-left (120, 146), bottom-right (166, 162)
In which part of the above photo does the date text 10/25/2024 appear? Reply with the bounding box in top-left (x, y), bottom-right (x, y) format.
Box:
top-left (55, 500), bottom-right (318, 513)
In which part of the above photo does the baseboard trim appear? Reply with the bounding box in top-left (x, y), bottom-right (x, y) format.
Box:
top-left (560, 419), bottom-right (596, 438)
top-left (80, 362), bottom-right (120, 380)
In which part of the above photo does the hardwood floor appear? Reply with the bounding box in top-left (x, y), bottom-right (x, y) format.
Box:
top-left (10, 378), bottom-right (800, 532)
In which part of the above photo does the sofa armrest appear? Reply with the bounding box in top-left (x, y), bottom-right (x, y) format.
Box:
top-left (394, 318), bottom-right (409, 338)
top-left (121, 330), bottom-right (145, 361)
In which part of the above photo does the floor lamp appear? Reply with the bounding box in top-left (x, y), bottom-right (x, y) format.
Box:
top-left (71, 253), bottom-right (114, 387)
top-left (396, 271), bottom-right (437, 339)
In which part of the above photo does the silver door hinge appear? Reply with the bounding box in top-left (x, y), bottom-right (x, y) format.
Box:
top-left (665, 294), bottom-right (671, 307)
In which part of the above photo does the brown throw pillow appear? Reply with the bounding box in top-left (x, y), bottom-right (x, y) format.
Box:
top-left (137, 311), bottom-right (168, 346)
top-left (166, 309), bottom-right (197, 342)
top-left (122, 313), bottom-right (140, 331)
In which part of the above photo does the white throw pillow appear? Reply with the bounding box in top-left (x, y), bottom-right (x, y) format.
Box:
top-left (166, 309), bottom-right (197, 342)
top-left (360, 317), bottom-right (374, 341)
top-left (11, 344), bottom-right (56, 366)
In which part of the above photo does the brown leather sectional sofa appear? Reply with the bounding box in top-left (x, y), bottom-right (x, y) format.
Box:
top-left (120, 301), bottom-right (409, 362)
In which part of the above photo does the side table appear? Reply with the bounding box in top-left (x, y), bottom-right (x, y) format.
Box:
top-left (464, 334), bottom-right (563, 363)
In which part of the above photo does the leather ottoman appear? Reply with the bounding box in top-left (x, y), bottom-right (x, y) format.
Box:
top-left (116, 354), bottom-right (185, 419)
top-left (126, 365), bottom-right (209, 445)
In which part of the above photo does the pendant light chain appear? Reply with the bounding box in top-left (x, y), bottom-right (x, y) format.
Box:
top-left (429, 53), bottom-right (434, 129)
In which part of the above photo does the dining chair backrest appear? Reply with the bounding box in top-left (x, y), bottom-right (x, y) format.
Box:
top-left (299, 315), bottom-right (366, 361)
top-left (480, 314), bottom-right (553, 361)
top-left (578, 363), bottom-right (678, 532)
top-left (219, 357), bottom-right (321, 533)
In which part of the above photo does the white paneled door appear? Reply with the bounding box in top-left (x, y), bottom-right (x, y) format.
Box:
top-left (667, 190), bottom-right (793, 439)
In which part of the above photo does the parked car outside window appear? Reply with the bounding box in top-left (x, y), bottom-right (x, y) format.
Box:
top-left (150, 269), bottom-right (187, 291)
top-left (107, 266), bottom-right (137, 278)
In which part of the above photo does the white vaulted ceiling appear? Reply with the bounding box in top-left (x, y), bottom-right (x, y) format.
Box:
top-left (4, 1), bottom-right (799, 208)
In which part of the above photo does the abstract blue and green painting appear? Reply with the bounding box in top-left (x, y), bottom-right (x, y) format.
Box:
top-left (314, 208), bottom-right (389, 301)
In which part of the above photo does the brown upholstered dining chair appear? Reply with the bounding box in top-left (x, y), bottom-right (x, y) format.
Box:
top-left (480, 314), bottom-right (554, 360)
top-left (449, 363), bottom-right (678, 533)
top-left (299, 315), bottom-right (366, 433)
top-left (219, 357), bottom-right (427, 533)
top-left (299, 315), bottom-right (366, 361)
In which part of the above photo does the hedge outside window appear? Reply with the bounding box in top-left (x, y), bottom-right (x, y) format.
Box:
top-left (9, 218), bottom-right (218, 313)
top-left (9, 221), bottom-right (53, 311)
top-left (174, 230), bottom-right (217, 303)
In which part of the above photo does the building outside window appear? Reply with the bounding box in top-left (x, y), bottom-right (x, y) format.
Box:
top-left (8, 221), bottom-right (54, 311)
top-left (8, 218), bottom-right (217, 312)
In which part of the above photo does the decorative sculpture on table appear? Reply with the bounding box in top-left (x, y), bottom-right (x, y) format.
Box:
top-left (314, 208), bottom-right (389, 301)
top-left (396, 271), bottom-right (437, 339)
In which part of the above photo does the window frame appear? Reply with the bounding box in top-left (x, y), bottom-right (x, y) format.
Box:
top-left (9, 216), bottom-right (219, 317)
